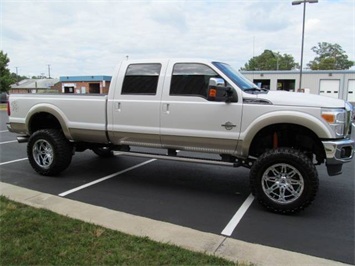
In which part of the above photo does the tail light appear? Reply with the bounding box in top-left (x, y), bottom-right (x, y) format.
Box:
top-left (7, 101), bottom-right (10, 116)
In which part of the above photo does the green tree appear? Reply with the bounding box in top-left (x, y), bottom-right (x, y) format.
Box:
top-left (0, 51), bottom-right (15, 92)
top-left (11, 72), bottom-right (27, 83)
top-left (241, 50), bottom-right (299, 71)
top-left (307, 42), bottom-right (354, 70)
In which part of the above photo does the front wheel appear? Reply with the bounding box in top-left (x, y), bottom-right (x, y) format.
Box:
top-left (27, 129), bottom-right (73, 176)
top-left (250, 148), bottom-right (319, 214)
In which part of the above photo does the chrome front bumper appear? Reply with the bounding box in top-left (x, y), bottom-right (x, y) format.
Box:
top-left (322, 123), bottom-right (355, 176)
top-left (323, 138), bottom-right (354, 164)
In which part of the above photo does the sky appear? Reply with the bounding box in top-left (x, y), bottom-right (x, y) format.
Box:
top-left (1, 0), bottom-right (354, 78)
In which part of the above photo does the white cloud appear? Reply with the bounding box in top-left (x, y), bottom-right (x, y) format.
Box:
top-left (244, 1), bottom-right (291, 32)
top-left (1, 0), bottom-right (354, 78)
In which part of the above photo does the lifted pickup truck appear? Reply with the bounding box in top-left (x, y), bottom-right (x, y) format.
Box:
top-left (7, 59), bottom-right (355, 213)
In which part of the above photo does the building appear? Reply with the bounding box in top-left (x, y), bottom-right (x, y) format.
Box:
top-left (59, 76), bottom-right (111, 94)
top-left (10, 78), bottom-right (60, 93)
top-left (241, 70), bottom-right (355, 104)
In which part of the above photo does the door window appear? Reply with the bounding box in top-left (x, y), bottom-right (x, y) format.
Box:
top-left (170, 63), bottom-right (219, 98)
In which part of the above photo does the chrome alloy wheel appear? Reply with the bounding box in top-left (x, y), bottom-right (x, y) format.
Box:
top-left (32, 139), bottom-right (54, 169)
top-left (261, 163), bottom-right (304, 204)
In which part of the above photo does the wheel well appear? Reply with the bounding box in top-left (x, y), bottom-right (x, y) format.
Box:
top-left (249, 124), bottom-right (326, 164)
top-left (29, 112), bottom-right (62, 134)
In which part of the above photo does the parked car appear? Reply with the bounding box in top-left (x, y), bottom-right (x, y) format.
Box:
top-left (0, 92), bottom-right (8, 103)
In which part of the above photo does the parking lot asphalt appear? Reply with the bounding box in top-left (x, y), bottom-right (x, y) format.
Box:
top-left (1, 110), bottom-right (354, 265)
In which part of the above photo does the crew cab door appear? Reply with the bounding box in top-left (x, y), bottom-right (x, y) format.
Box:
top-left (108, 60), bottom-right (167, 147)
top-left (160, 61), bottom-right (242, 154)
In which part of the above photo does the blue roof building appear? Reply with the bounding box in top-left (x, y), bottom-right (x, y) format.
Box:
top-left (59, 76), bottom-right (112, 82)
top-left (59, 76), bottom-right (112, 94)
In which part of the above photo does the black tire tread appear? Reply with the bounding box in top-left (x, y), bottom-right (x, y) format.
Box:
top-left (250, 148), bottom-right (319, 214)
top-left (27, 129), bottom-right (73, 176)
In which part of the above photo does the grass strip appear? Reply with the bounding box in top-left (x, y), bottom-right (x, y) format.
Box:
top-left (0, 196), bottom-right (247, 265)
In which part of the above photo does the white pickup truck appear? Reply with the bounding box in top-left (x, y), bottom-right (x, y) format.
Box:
top-left (7, 59), bottom-right (355, 213)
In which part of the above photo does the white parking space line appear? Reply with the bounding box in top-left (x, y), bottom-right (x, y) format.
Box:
top-left (59, 159), bottom-right (156, 197)
top-left (221, 193), bottom-right (255, 236)
top-left (0, 130), bottom-right (9, 133)
top-left (0, 158), bottom-right (28, 166)
top-left (0, 140), bottom-right (17, 145)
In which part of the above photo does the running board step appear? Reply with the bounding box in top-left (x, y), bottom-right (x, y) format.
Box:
top-left (114, 151), bottom-right (243, 167)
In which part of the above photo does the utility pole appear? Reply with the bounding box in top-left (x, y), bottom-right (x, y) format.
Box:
top-left (47, 64), bottom-right (51, 78)
top-left (15, 67), bottom-right (19, 84)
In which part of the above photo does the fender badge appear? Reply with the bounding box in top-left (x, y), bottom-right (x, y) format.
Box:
top-left (221, 122), bottom-right (237, 130)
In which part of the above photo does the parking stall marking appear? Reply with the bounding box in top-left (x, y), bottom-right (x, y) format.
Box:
top-left (0, 130), bottom-right (9, 133)
top-left (221, 193), bottom-right (254, 236)
top-left (0, 158), bottom-right (28, 166)
top-left (59, 159), bottom-right (156, 197)
top-left (0, 140), bottom-right (17, 145)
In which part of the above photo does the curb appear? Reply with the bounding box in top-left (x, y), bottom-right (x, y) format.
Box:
top-left (0, 182), bottom-right (350, 266)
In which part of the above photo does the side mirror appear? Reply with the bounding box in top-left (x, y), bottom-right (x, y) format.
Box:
top-left (209, 77), bottom-right (225, 87)
top-left (207, 78), bottom-right (234, 102)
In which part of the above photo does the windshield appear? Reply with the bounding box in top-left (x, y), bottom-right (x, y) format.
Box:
top-left (212, 62), bottom-right (261, 92)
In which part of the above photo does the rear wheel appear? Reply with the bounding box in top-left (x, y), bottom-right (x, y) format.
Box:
top-left (250, 148), bottom-right (319, 214)
top-left (27, 129), bottom-right (73, 176)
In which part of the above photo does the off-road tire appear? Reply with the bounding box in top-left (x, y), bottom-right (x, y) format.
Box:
top-left (27, 129), bottom-right (73, 176)
top-left (250, 148), bottom-right (319, 214)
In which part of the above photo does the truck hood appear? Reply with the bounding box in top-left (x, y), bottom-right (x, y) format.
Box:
top-left (253, 90), bottom-right (346, 108)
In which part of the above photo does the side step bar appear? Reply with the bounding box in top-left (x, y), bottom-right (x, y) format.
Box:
top-left (114, 151), bottom-right (244, 168)
top-left (17, 136), bottom-right (29, 143)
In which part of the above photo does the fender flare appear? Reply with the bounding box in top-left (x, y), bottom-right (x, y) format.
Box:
top-left (237, 110), bottom-right (332, 157)
top-left (25, 103), bottom-right (72, 139)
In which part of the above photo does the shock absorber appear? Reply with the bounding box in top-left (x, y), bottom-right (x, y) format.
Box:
top-left (273, 131), bottom-right (279, 149)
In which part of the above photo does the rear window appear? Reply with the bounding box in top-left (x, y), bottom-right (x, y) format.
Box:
top-left (122, 64), bottom-right (161, 95)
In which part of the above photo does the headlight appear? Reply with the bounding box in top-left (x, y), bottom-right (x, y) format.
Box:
top-left (321, 108), bottom-right (347, 138)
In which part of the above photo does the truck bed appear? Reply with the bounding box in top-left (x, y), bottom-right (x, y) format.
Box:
top-left (8, 93), bottom-right (109, 143)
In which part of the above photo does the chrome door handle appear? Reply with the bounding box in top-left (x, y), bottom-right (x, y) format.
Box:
top-left (163, 103), bottom-right (170, 114)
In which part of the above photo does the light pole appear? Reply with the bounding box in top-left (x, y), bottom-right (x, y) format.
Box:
top-left (292, 0), bottom-right (318, 91)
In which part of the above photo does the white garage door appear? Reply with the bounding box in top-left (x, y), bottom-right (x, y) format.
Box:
top-left (319, 79), bottom-right (340, 99)
top-left (347, 80), bottom-right (355, 103)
